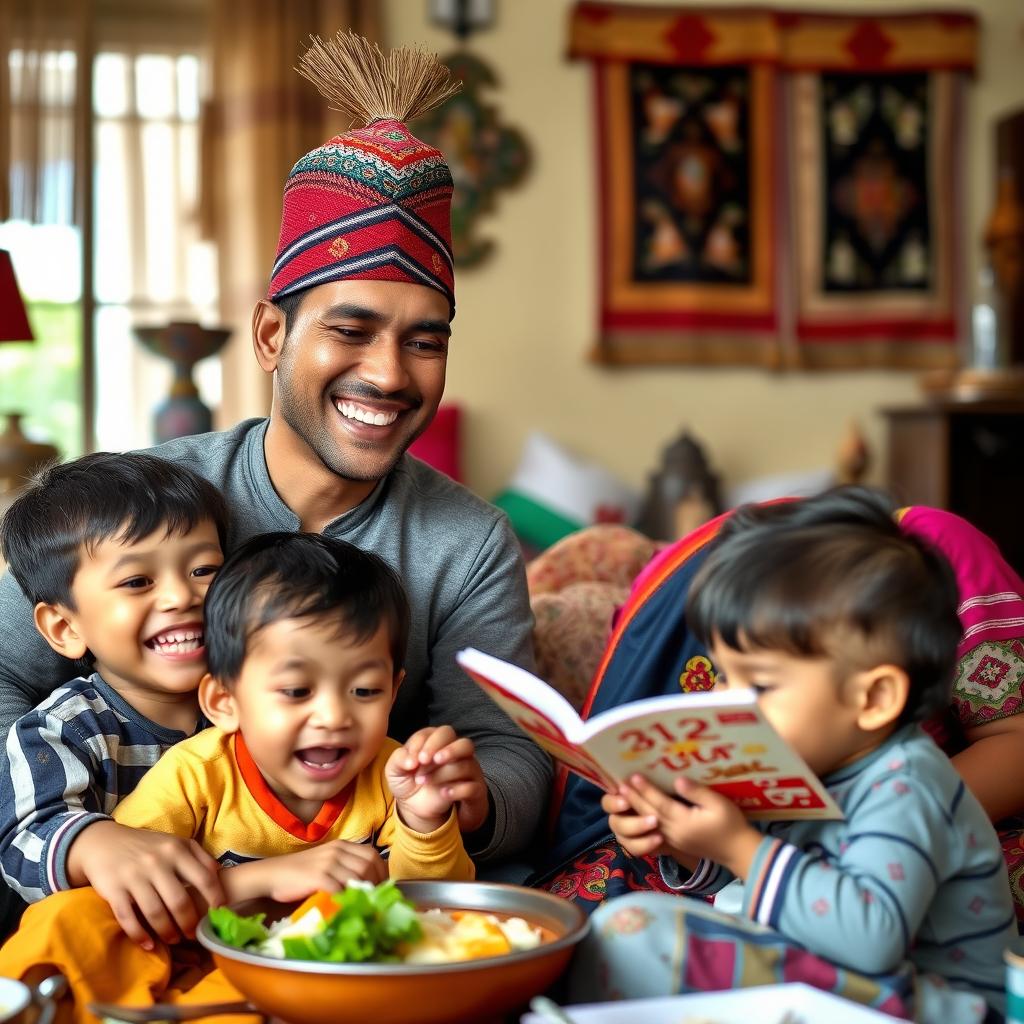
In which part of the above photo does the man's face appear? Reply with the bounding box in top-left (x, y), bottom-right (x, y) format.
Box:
top-left (272, 280), bottom-right (450, 483)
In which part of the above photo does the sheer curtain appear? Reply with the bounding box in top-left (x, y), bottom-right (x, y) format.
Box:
top-left (92, 43), bottom-right (220, 452)
top-left (0, 0), bottom-right (90, 226)
top-left (1, 1), bottom-right (217, 454)
top-left (0, 0), bottom-right (91, 455)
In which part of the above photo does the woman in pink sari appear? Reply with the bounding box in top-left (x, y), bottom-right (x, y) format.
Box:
top-left (900, 505), bottom-right (1024, 917)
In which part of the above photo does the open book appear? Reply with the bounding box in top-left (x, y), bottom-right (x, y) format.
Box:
top-left (457, 648), bottom-right (842, 821)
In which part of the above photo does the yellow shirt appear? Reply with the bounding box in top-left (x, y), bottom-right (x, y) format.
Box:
top-left (113, 728), bottom-right (473, 881)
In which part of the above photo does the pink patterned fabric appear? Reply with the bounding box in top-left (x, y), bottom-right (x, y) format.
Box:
top-left (900, 506), bottom-right (1024, 729)
top-left (900, 507), bottom-right (1024, 926)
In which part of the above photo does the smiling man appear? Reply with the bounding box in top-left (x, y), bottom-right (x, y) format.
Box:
top-left (257, 281), bottom-right (453, 527)
top-left (0, 33), bottom-right (551, 935)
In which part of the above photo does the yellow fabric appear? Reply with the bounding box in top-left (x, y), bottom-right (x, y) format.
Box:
top-left (0, 887), bottom-right (258, 1024)
top-left (111, 729), bottom-right (474, 881)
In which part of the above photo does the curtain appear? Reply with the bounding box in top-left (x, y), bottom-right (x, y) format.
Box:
top-left (202, 0), bottom-right (380, 427)
top-left (0, 0), bottom-right (92, 226)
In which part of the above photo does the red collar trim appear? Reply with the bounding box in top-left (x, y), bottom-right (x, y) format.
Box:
top-left (233, 733), bottom-right (352, 842)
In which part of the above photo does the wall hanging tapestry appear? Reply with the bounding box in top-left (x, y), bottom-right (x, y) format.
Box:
top-left (568, 2), bottom-right (977, 369)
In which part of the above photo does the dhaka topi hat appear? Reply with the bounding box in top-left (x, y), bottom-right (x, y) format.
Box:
top-left (268, 31), bottom-right (460, 316)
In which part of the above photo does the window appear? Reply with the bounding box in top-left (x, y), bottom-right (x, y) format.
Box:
top-left (2, 39), bottom-right (218, 457)
top-left (0, 49), bottom-right (81, 457)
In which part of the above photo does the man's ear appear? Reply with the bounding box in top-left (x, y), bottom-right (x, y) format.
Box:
top-left (849, 664), bottom-right (910, 732)
top-left (33, 602), bottom-right (88, 660)
top-left (252, 299), bottom-right (288, 374)
top-left (390, 668), bottom-right (406, 708)
top-left (199, 673), bottom-right (240, 733)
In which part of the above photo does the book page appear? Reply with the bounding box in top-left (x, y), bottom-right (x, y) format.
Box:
top-left (456, 647), bottom-right (841, 819)
top-left (584, 698), bottom-right (842, 820)
top-left (456, 649), bottom-right (618, 791)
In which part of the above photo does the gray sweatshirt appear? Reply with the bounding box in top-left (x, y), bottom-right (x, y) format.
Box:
top-left (0, 418), bottom-right (551, 862)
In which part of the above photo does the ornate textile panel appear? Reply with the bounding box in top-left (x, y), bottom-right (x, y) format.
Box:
top-left (574, 3), bottom-right (783, 366)
top-left (790, 70), bottom-right (965, 368)
top-left (568, 2), bottom-right (977, 369)
top-left (595, 58), bottom-right (780, 366)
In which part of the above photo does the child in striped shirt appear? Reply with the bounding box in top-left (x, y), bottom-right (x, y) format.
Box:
top-left (587, 491), bottom-right (1015, 1020)
top-left (0, 452), bottom-right (235, 947)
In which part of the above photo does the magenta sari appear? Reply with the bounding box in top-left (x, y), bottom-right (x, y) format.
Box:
top-left (900, 506), bottom-right (1024, 922)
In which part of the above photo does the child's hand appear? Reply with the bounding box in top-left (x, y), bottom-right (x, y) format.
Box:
top-left (222, 840), bottom-right (387, 905)
top-left (386, 726), bottom-right (487, 835)
top-left (68, 820), bottom-right (224, 950)
top-left (601, 789), bottom-right (666, 859)
top-left (619, 774), bottom-right (762, 879)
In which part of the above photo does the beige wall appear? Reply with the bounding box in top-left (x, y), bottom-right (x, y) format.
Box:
top-left (382, 0), bottom-right (1024, 502)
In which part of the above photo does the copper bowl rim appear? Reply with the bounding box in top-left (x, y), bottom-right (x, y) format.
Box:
top-left (196, 880), bottom-right (589, 977)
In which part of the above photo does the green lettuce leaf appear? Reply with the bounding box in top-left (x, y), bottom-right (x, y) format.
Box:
top-left (317, 880), bottom-right (422, 963)
top-left (207, 881), bottom-right (423, 963)
top-left (208, 906), bottom-right (268, 948)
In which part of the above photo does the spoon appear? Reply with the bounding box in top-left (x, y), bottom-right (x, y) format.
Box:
top-left (34, 974), bottom-right (68, 1024)
top-left (528, 995), bottom-right (578, 1024)
top-left (85, 1000), bottom-right (256, 1023)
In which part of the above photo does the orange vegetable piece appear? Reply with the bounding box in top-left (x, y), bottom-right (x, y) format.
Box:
top-left (449, 912), bottom-right (512, 959)
top-left (290, 890), bottom-right (340, 923)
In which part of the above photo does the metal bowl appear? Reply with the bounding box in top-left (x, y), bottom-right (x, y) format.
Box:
top-left (196, 881), bottom-right (588, 1024)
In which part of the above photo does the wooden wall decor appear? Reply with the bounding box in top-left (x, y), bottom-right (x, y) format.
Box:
top-left (413, 52), bottom-right (531, 267)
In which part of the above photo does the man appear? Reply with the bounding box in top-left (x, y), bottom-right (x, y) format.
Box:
top-left (0, 33), bottom-right (550, 926)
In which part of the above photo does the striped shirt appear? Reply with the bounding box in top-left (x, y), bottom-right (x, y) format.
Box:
top-left (661, 725), bottom-right (1016, 1012)
top-left (0, 674), bottom-right (202, 901)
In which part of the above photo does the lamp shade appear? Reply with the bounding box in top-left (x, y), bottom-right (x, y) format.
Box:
top-left (0, 250), bottom-right (34, 343)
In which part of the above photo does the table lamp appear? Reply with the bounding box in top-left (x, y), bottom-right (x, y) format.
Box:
top-left (0, 250), bottom-right (33, 346)
top-left (0, 249), bottom-right (58, 490)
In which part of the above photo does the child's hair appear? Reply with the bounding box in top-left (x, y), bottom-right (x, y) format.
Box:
top-left (204, 532), bottom-right (410, 683)
top-left (687, 486), bottom-right (962, 724)
top-left (0, 452), bottom-right (230, 608)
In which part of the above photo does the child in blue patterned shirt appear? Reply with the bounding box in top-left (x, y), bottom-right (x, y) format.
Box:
top-left (577, 489), bottom-right (1015, 1021)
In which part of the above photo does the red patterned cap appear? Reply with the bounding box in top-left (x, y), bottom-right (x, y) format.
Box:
top-left (268, 34), bottom-right (459, 316)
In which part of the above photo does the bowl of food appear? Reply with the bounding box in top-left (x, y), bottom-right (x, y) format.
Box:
top-left (196, 880), bottom-right (588, 1024)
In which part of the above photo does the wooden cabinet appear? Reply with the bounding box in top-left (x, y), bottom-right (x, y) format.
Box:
top-left (884, 400), bottom-right (1024, 575)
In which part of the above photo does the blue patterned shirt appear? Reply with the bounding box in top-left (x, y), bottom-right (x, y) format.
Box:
top-left (662, 725), bottom-right (1015, 1012)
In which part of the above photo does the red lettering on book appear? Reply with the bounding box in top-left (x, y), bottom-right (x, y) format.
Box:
top-left (709, 776), bottom-right (826, 810)
top-left (716, 711), bottom-right (758, 725)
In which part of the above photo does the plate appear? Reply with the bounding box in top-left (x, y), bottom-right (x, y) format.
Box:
top-left (520, 983), bottom-right (900, 1023)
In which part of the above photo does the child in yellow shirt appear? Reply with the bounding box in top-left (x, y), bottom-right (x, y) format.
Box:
top-left (112, 529), bottom-right (476, 897)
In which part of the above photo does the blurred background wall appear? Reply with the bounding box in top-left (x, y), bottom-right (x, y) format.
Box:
top-left (380, 0), bottom-right (1023, 500)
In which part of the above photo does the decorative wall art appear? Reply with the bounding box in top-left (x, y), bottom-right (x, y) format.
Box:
top-left (413, 52), bottom-right (530, 266)
top-left (569, 2), bottom-right (978, 369)
top-left (571, 6), bottom-right (781, 366)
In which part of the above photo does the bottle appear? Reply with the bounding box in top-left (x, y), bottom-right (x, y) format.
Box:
top-left (971, 266), bottom-right (999, 371)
